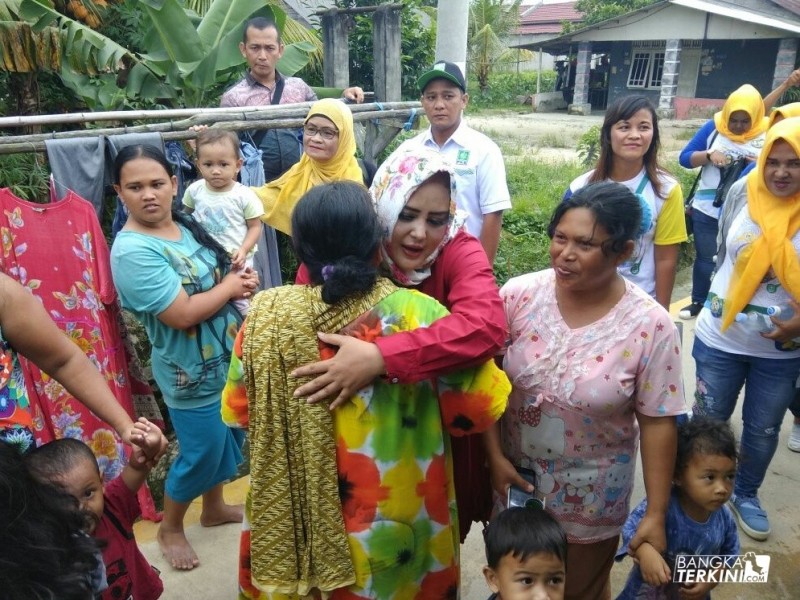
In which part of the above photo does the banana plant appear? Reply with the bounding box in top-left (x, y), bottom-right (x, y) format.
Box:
top-left (17, 0), bottom-right (320, 108)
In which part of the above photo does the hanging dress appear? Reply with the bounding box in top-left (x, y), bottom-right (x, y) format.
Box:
top-left (0, 188), bottom-right (162, 513)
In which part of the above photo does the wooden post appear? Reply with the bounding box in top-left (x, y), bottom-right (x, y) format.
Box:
top-left (372, 5), bottom-right (402, 102)
top-left (321, 10), bottom-right (351, 89)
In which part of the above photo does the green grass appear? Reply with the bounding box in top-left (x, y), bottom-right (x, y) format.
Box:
top-left (674, 128), bottom-right (698, 141)
top-left (538, 132), bottom-right (571, 149)
top-left (494, 158), bottom-right (584, 285)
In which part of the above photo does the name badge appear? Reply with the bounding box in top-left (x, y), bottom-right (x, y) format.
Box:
top-left (456, 149), bottom-right (470, 165)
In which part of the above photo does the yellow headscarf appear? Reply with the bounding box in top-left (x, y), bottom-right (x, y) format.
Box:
top-left (713, 84), bottom-right (769, 144)
top-left (253, 98), bottom-right (364, 235)
top-left (722, 117), bottom-right (800, 330)
top-left (768, 102), bottom-right (800, 128)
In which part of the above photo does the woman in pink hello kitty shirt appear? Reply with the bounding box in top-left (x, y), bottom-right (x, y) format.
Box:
top-left (485, 182), bottom-right (686, 600)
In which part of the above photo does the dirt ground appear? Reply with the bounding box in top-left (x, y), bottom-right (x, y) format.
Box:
top-left (464, 108), bottom-right (706, 164)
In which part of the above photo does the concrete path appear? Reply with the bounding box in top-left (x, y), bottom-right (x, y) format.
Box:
top-left (137, 295), bottom-right (800, 599)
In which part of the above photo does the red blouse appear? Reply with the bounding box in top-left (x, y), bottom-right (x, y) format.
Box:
top-left (296, 231), bottom-right (506, 382)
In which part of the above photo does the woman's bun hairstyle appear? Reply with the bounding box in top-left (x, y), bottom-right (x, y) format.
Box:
top-left (292, 181), bottom-right (382, 304)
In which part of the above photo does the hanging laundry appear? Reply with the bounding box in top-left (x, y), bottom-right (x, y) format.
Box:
top-left (0, 188), bottom-right (163, 483)
top-left (45, 136), bottom-right (107, 216)
top-left (239, 138), bottom-right (282, 288)
top-left (165, 140), bottom-right (196, 207)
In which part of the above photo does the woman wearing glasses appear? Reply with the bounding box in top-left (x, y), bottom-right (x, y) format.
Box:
top-left (252, 98), bottom-right (367, 236)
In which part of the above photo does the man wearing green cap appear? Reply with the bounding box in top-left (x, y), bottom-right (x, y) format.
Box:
top-left (394, 61), bottom-right (511, 262)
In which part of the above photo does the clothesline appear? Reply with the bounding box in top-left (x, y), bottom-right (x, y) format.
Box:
top-left (0, 102), bottom-right (421, 155)
top-left (0, 97), bottom-right (408, 129)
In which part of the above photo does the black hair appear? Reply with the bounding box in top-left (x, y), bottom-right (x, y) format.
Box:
top-left (589, 95), bottom-right (665, 198)
top-left (676, 416), bottom-right (738, 476)
top-left (0, 441), bottom-right (102, 600)
top-left (113, 144), bottom-right (231, 273)
top-left (291, 181), bottom-right (381, 304)
top-left (196, 128), bottom-right (241, 159)
top-left (484, 507), bottom-right (568, 569)
top-left (243, 16), bottom-right (281, 44)
top-left (547, 181), bottom-right (642, 255)
top-left (23, 437), bottom-right (99, 482)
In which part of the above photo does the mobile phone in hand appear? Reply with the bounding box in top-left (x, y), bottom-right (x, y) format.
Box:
top-left (507, 466), bottom-right (546, 510)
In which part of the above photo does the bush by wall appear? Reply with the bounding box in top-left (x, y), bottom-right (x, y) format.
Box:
top-left (468, 71), bottom-right (557, 109)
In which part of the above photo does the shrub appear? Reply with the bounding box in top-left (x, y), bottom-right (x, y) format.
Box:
top-left (0, 153), bottom-right (50, 202)
top-left (576, 124), bottom-right (601, 167)
top-left (468, 71), bottom-right (557, 109)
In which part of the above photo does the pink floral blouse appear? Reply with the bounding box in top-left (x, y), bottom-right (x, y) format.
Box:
top-left (500, 270), bottom-right (685, 543)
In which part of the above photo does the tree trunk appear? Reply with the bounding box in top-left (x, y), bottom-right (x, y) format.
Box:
top-left (8, 72), bottom-right (42, 135)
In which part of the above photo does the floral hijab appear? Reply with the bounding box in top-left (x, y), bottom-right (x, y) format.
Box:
top-left (370, 147), bottom-right (466, 286)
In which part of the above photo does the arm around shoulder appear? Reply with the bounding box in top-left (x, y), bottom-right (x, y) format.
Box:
top-left (375, 233), bottom-right (506, 383)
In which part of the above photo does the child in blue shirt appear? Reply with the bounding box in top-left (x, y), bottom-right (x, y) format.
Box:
top-left (616, 416), bottom-right (740, 599)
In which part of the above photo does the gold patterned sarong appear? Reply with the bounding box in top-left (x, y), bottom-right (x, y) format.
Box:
top-left (242, 278), bottom-right (397, 596)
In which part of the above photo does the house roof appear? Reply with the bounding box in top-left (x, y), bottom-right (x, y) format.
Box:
top-left (525, 0), bottom-right (800, 54)
top-left (670, 0), bottom-right (800, 33)
top-left (281, 0), bottom-right (336, 28)
top-left (769, 0), bottom-right (800, 16)
top-left (517, 1), bottom-right (584, 35)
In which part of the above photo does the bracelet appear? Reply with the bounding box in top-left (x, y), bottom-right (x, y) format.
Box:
top-left (706, 151), bottom-right (712, 163)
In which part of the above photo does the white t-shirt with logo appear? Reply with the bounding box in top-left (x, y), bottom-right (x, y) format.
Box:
top-left (694, 129), bottom-right (765, 219)
top-left (696, 201), bottom-right (800, 359)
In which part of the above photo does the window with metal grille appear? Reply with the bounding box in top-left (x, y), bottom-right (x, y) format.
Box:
top-left (627, 51), bottom-right (666, 89)
top-left (628, 52), bottom-right (650, 87)
top-left (649, 52), bottom-right (665, 87)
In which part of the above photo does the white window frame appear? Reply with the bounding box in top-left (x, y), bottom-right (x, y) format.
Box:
top-left (627, 50), bottom-right (665, 89)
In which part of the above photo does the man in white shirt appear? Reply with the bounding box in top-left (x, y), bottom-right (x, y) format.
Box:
top-left (394, 61), bottom-right (511, 262)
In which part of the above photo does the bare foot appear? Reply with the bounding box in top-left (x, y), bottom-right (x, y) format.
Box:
top-left (200, 502), bottom-right (244, 527)
top-left (157, 525), bottom-right (199, 570)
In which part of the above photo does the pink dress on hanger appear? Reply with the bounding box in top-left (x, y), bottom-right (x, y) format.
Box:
top-left (0, 187), bottom-right (161, 518)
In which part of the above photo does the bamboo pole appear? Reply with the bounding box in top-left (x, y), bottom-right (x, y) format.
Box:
top-left (0, 101), bottom-right (420, 129)
top-left (315, 3), bottom-right (403, 16)
top-left (0, 105), bottom-right (421, 155)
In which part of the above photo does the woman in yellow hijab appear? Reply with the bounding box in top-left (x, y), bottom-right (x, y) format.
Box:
top-left (691, 116), bottom-right (800, 543)
top-left (678, 84), bottom-right (771, 320)
top-left (253, 98), bottom-right (365, 235)
top-left (769, 102), bottom-right (800, 128)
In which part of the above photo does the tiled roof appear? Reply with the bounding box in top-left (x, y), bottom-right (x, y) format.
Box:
top-left (517, 1), bottom-right (583, 35)
top-left (520, 2), bottom-right (583, 23)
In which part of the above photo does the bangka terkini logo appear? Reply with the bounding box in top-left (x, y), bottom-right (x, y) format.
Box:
top-left (673, 552), bottom-right (770, 584)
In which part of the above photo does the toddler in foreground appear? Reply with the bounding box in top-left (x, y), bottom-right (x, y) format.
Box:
top-left (616, 416), bottom-right (740, 599)
top-left (483, 506), bottom-right (567, 599)
top-left (184, 128), bottom-right (265, 315)
top-left (25, 418), bottom-right (168, 600)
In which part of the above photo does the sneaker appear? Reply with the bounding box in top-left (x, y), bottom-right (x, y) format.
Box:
top-left (729, 495), bottom-right (770, 541)
top-left (788, 422), bottom-right (800, 452)
top-left (679, 302), bottom-right (703, 320)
